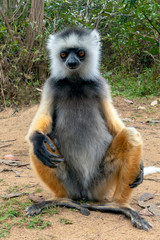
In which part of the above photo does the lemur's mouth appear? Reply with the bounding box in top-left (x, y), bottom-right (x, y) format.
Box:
top-left (68, 66), bottom-right (78, 70)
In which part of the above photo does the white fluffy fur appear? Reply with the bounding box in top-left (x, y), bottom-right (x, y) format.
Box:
top-left (144, 166), bottom-right (160, 176)
top-left (47, 29), bottom-right (101, 79)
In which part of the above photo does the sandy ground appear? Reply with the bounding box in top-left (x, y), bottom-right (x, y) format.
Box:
top-left (0, 97), bottom-right (160, 240)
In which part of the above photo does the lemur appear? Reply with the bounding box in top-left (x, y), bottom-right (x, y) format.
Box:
top-left (25, 27), bottom-right (152, 231)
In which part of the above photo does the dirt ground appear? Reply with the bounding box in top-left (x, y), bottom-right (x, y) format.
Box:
top-left (0, 97), bottom-right (160, 240)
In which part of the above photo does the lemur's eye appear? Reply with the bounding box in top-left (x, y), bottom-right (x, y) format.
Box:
top-left (60, 52), bottom-right (67, 58)
top-left (78, 50), bottom-right (85, 58)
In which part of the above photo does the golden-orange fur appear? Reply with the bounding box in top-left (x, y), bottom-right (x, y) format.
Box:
top-left (26, 110), bottom-right (67, 198)
top-left (27, 98), bottom-right (142, 204)
top-left (106, 128), bottom-right (142, 204)
top-left (26, 114), bottom-right (52, 139)
top-left (100, 99), bottom-right (125, 135)
top-left (30, 152), bottom-right (67, 197)
top-left (90, 99), bottom-right (143, 204)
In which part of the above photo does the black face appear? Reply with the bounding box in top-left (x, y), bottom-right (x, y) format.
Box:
top-left (60, 48), bottom-right (86, 70)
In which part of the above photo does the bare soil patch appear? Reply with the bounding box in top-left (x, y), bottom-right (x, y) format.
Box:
top-left (0, 97), bottom-right (160, 240)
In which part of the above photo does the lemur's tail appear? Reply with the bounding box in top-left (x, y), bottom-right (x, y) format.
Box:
top-left (144, 166), bottom-right (160, 176)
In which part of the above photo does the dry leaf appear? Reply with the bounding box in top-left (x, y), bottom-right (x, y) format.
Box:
top-left (138, 193), bottom-right (155, 202)
top-left (0, 159), bottom-right (29, 167)
top-left (0, 168), bottom-right (20, 177)
top-left (3, 154), bottom-right (20, 161)
top-left (13, 170), bottom-right (20, 177)
top-left (138, 106), bottom-right (146, 110)
top-left (151, 120), bottom-right (160, 123)
top-left (0, 159), bottom-right (19, 166)
top-left (36, 88), bottom-right (42, 92)
top-left (151, 100), bottom-right (158, 106)
top-left (124, 99), bottom-right (133, 104)
top-left (122, 118), bottom-right (134, 122)
top-left (139, 208), bottom-right (153, 216)
top-left (24, 73), bottom-right (32, 80)
top-left (138, 200), bottom-right (151, 208)
top-left (28, 194), bottom-right (44, 203)
top-left (145, 119), bottom-right (160, 124)
top-left (149, 204), bottom-right (160, 216)
top-left (145, 118), bottom-right (153, 123)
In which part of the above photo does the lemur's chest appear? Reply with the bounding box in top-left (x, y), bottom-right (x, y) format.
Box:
top-left (53, 93), bottom-right (112, 161)
top-left (50, 79), bottom-right (113, 190)
top-left (53, 79), bottom-right (109, 145)
top-left (52, 78), bottom-right (106, 141)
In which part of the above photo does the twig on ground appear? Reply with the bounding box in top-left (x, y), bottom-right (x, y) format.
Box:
top-left (0, 139), bottom-right (16, 142)
top-left (0, 144), bottom-right (12, 149)
top-left (1, 192), bottom-right (28, 200)
top-left (0, 168), bottom-right (20, 177)
top-left (0, 159), bottom-right (29, 167)
top-left (20, 184), bottom-right (39, 190)
top-left (144, 178), bottom-right (160, 183)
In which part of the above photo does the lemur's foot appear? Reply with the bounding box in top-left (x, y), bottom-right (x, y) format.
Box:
top-left (25, 199), bottom-right (90, 216)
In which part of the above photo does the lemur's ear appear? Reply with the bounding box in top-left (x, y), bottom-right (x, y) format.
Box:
top-left (47, 34), bottom-right (56, 51)
top-left (91, 29), bottom-right (100, 43)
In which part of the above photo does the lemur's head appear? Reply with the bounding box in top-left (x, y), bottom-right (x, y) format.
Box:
top-left (47, 27), bottom-right (101, 79)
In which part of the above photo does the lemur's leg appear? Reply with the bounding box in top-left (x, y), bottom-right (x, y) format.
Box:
top-left (100, 99), bottom-right (144, 188)
top-left (87, 100), bottom-right (151, 231)
top-left (25, 198), bottom-right (90, 217)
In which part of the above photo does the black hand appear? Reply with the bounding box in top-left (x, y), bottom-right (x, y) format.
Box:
top-left (129, 161), bottom-right (144, 188)
top-left (30, 131), bottom-right (64, 168)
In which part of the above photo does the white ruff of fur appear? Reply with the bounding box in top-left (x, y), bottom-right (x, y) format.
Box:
top-left (47, 30), bottom-right (101, 79)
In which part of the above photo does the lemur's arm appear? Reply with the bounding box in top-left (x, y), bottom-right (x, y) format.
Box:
top-left (100, 98), bottom-right (125, 136)
top-left (26, 79), bottom-right (53, 139)
top-left (26, 79), bottom-right (63, 168)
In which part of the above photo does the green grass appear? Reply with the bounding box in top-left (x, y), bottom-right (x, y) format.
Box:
top-left (6, 185), bottom-right (21, 194)
top-left (102, 67), bottom-right (160, 98)
top-left (18, 215), bottom-right (51, 229)
top-left (42, 206), bottom-right (59, 216)
top-left (59, 217), bottom-right (72, 225)
top-left (0, 223), bottom-right (13, 238)
top-left (34, 188), bottom-right (43, 193)
top-left (0, 198), bottom-right (55, 238)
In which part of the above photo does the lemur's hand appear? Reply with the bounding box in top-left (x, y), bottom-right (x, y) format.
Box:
top-left (30, 131), bottom-right (64, 168)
